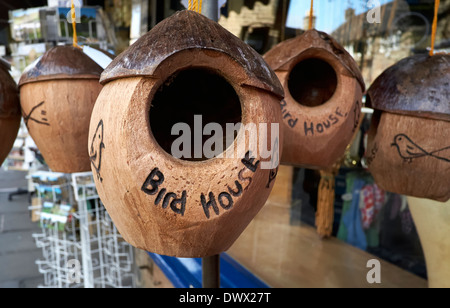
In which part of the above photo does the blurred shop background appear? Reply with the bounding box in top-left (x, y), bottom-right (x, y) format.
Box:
top-left (1, 0), bottom-right (449, 288)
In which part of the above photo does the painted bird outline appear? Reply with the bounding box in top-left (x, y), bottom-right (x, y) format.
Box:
top-left (21, 101), bottom-right (50, 128)
top-left (392, 134), bottom-right (450, 163)
top-left (90, 120), bottom-right (105, 182)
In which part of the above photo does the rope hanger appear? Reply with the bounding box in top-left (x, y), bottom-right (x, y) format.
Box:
top-left (188, 0), bottom-right (203, 14)
top-left (430, 0), bottom-right (440, 56)
top-left (309, 0), bottom-right (314, 30)
top-left (71, 0), bottom-right (80, 48)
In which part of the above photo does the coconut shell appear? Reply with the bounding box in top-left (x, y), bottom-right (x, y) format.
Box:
top-left (19, 46), bottom-right (105, 86)
top-left (264, 30), bottom-right (365, 91)
top-left (366, 54), bottom-right (450, 122)
top-left (90, 10), bottom-right (283, 257)
top-left (100, 10), bottom-right (284, 99)
top-left (264, 30), bottom-right (365, 169)
top-left (0, 59), bottom-right (20, 118)
top-left (0, 60), bottom-right (21, 165)
top-left (366, 54), bottom-right (450, 202)
top-left (19, 46), bottom-right (112, 173)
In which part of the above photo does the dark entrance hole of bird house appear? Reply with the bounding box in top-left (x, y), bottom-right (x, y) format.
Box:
top-left (288, 58), bottom-right (338, 107)
top-left (367, 95), bottom-right (381, 142)
top-left (150, 68), bottom-right (242, 162)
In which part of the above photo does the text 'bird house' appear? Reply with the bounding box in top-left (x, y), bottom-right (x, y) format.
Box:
top-left (89, 10), bottom-right (284, 258)
top-left (366, 54), bottom-right (450, 202)
top-left (264, 30), bottom-right (365, 169)
top-left (19, 46), bottom-right (112, 173)
top-left (0, 59), bottom-right (21, 165)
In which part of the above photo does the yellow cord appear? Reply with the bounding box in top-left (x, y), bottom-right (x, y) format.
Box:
top-left (309, 0), bottom-right (314, 30)
top-left (188, 0), bottom-right (202, 14)
top-left (430, 0), bottom-right (440, 56)
top-left (194, 0), bottom-right (198, 12)
top-left (71, 0), bottom-right (80, 48)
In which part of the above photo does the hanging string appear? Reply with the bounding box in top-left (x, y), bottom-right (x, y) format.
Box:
top-left (309, 0), bottom-right (314, 30)
top-left (71, 0), bottom-right (79, 48)
top-left (316, 109), bottom-right (365, 239)
top-left (194, 0), bottom-right (199, 12)
top-left (430, 0), bottom-right (440, 56)
top-left (316, 166), bottom-right (339, 238)
top-left (188, 0), bottom-right (202, 14)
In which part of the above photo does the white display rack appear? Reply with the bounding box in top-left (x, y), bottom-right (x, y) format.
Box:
top-left (31, 171), bottom-right (136, 288)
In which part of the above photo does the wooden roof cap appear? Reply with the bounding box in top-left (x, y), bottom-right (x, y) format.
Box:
top-left (100, 10), bottom-right (284, 98)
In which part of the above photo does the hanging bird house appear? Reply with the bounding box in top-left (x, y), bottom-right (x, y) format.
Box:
top-left (89, 10), bottom-right (284, 258)
top-left (0, 59), bottom-right (21, 165)
top-left (366, 54), bottom-right (450, 202)
top-left (264, 30), bottom-right (365, 169)
top-left (18, 46), bottom-right (112, 173)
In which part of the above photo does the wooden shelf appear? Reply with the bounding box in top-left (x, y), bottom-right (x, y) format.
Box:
top-left (228, 201), bottom-right (427, 288)
top-left (227, 166), bottom-right (427, 288)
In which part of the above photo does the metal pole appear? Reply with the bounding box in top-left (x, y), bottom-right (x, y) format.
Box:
top-left (203, 0), bottom-right (219, 22)
top-left (201, 0), bottom-right (220, 289)
top-left (202, 254), bottom-right (220, 288)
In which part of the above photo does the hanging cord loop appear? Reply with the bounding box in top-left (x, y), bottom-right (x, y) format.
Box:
top-left (430, 0), bottom-right (440, 56)
top-left (309, 0), bottom-right (314, 30)
top-left (188, 0), bottom-right (203, 14)
top-left (316, 166), bottom-right (339, 238)
top-left (71, 0), bottom-right (81, 48)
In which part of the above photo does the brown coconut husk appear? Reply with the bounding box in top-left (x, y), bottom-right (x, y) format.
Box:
top-left (18, 46), bottom-right (112, 173)
top-left (90, 10), bottom-right (284, 257)
top-left (264, 30), bottom-right (365, 169)
top-left (366, 54), bottom-right (450, 202)
top-left (0, 59), bottom-right (21, 165)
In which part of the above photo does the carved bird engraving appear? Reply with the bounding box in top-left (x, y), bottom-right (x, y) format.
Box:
top-left (90, 120), bottom-right (105, 182)
top-left (392, 134), bottom-right (450, 163)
